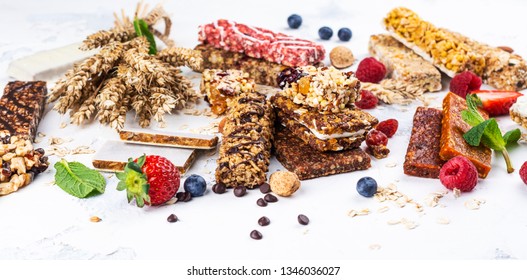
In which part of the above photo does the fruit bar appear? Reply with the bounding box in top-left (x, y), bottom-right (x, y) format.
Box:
top-left (383, 7), bottom-right (527, 91)
top-left (277, 66), bottom-right (361, 113)
top-left (510, 95), bottom-right (527, 129)
top-left (91, 140), bottom-right (196, 174)
top-left (0, 131), bottom-right (49, 196)
top-left (403, 107), bottom-right (445, 178)
top-left (119, 128), bottom-right (218, 149)
top-left (368, 34), bottom-right (442, 93)
top-left (0, 81), bottom-right (47, 142)
top-left (200, 69), bottom-right (256, 115)
top-left (271, 94), bottom-right (377, 152)
top-left (273, 127), bottom-right (371, 180)
top-left (215, 91), bottom-right (273, 188)
top-left (439, 92), bottom-right (492, 178)
top-left (198, 19), bottom-right (325, 67)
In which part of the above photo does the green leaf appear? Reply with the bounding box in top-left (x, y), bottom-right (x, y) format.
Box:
top-left (133, 18), bottom-right (157, 55)
top-left (503, 128), bottom-right (521, 145)
top-left (461, 94), bottom-right (486, 126)
top-left (461, 110), bottom-right (483, 127)
top-left (463, 119), bottom-right (505, 151)
top-left (463, 120), bottom-right (489, 146)
top-left (54, 159), bottom-right (106, 198)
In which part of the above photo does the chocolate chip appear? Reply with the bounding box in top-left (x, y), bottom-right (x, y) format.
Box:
top-left (175, 192), bottom-right (185, 202)
top-left (250, 230), bottom-right (262, 240)
top-left (167, 214), bottom-right (178, 223)
top-left (259, 183), bottom-right (271, 194)
top-left (258, 216), bottom-right (270, 226)
top-left (233, 186), bottom-right (247, 197)
top-left (257, 198), bottom-right (267, 207)
top-left (183, 191), bottom-right (192, 202)
top-left (264, 193), bottom-right (278, 203)
top-left (298, 214), bottom-right (309, 225)
top-left (212, 182), bottom-right (227, 194)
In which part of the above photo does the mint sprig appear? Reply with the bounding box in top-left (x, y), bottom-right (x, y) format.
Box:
top-left (133, 18), bottom-right (157, 54)
top-left (461, 94), bottom-right (520, 173)
top-left (54, 159), bottom-right (106, 198)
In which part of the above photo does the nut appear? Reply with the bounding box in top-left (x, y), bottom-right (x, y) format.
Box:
top-left (498, 46), bottom-right (514, 53)
top-left (218, 117), bottom-right (227, 134)
top-left (329, 46), bottom-right (355, 69)
top-left (90, 216), bottom-right (102, 223)
top-left (269, 171), bottom-right (300, 197)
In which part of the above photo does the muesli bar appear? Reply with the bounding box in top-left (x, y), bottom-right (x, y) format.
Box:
top-left (510, 95), bottom-right (527, 129)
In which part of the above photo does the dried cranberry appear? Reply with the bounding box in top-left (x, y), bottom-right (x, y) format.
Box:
top-left (277, 67), bottom-right (306, 89)
top-left (376, 119), bottom-right (399, 138)
top-left (366, 129), bottom-right (388, 147)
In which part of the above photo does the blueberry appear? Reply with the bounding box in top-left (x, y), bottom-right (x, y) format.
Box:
top-left (337, 27), bottom-right (352, 41)
top-left (356, 177), bottom-right (377, 197)
top-left (318, 26), bottom-right (333, 40)
top-left (287, 14), bottom-right (302, 29)
top-left (183, 174), bottom-right (207, 197)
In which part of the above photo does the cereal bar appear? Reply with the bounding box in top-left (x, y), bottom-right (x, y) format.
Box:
top-left (368, 34), bottom-right (442, 93)
top-left (277, 66), bottom-right (361, 113)
top-left (510, 95), bottom-right (527, 129)
top-left (200, 69), bottom-right (255, 115)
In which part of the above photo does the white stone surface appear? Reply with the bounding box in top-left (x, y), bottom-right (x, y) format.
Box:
top-left (1, 0), bottom-right (527, 261)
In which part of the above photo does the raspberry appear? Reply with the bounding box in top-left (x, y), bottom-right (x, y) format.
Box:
top-left (449, 71), bottom-right (482, 98)
top-left (355, 57), bottom-right (386, 83)
top-left (366, 129), bottom-right (388, 147)
top-left (439, 156), bottom-right (478, 192)
top-left (520, 161), bottom-right (527, 185)
top-left (355, 90), bottom-right (378, 109)
top-left (376, 119), bottom-right (398, 138)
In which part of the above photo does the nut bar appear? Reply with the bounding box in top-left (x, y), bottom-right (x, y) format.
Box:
top-left (273, 127), bottom-right (371, 180)
top-left (277, 66), bottom-right (361, 113)
top-left (0, 131), bottom-right (49, 196)
top-left (199, 19), bottom-right (325, 67)
top-left (215, 91), bottom-right (273, 188)
top-left (271, 94), bottom-right (377, 151)
top-left (510, 95), bottom-right (527, 129)
top-left (439, 92), bottom-right (491, 178)
top-left (368, 34), bottom-right (442, 93)
top-left (0, 81), bottom-right (47, 142)
top-left (119, 129), bottom-right (218, 149)
top-left (403, 107), bottom-right (445, 178)
top-left (200, 69), bottom-right (256, 115)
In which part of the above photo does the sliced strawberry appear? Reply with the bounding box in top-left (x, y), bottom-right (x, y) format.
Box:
top-left (472, 90), bottom-right (523, 116)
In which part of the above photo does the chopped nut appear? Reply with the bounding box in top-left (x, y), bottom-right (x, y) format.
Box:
top-left (90, 216), bottom-right (102, 223)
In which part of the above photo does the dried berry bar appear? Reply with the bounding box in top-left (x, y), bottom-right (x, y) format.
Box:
top-left (0, 81), bottom-right (47, 141)
top-left (368, 34), bottom-right (442, 93)
top-left (277, 66), bottom-right (361, 113)
top-left (215, 91), bottom-right (273, 188)
top-left (271, 95), bottom-right (377, 152)
top-left (439, 92), bottom-right (491, 178)
top-left (273, 127), bottom-right (371, 180)
top-left (200, 69), bottom-right (256, 115)
top-left (199, 19), bottom-right (325, 67)
top-left (403, 107), bottom-right (445, 178)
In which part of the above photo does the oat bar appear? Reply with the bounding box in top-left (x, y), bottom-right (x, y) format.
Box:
top-left (0, 81), bottom-right (47, 142)
top-left (215, 91), bottom-right (273, 188)
top-left (199, 19), bottom-right (325, 67)
top-left (200, 69), bottom-right (256, 115)
top-left (439, 92), bottom-right (491, 178)
top-left (195, 44), bottom-right (288, 87)
top-left (368, 34), bottom-right (441, 93)
top-left (510, 95), bottom-right (527, 129)
top-left (271, 94), bottom-right (377, 151)
top-left (277, 66), bottom-right (361, 113)
top-left (403, 107), bottom-right (445, 178)
top-left (273, 127), bottom-right (371, 180)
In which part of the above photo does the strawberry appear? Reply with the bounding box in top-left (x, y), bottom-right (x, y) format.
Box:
top-left (116, 154), bottom-right (180, 207)
top-left (473, 90), bottom-right (523, 116)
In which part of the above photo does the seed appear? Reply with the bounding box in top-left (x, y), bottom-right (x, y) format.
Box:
top-left (90, 216), bottom-right (101, 223)
top-left (233, 186), bottom-right (247, 197)
top-left (250, 230), bottom-right (262, 240)
top-left (264, 193), bottom-right (278, 203)
top-left (258, 216), bottom-right (270, 226)
top-left (256, 198), bottom-right (267, 207)
top-left (298, 214), bottom-right (309, 225)
top-left (498, 46), bottom-right (514, 53)
top-left (167, 214), bottom-right (178, 223)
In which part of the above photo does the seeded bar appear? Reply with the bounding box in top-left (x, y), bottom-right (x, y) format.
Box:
top-left (368, 34), bottom-right (441, 93)
top-left (200, 69), bottom-right (256, 115)
top-left (403, 107), bottom-right (445, 178)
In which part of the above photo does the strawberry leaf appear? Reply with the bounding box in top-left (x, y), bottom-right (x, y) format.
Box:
top-left (54, 159), bottom-right (106, 198)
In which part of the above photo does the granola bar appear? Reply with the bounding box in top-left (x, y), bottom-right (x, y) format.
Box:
top-left (215, 91), bottom-right (273, 188)
top-left (383, 7), bottom-right (527, 91)
top-left (273, 127), bottom-right (371, 180)
top-left (0, 131), bottom-right (49, 196)
top-left (439, 92), bottom-right (491, 178)
top-left (510, 95), bottom-right (527, 129)
top-left (271, 94), bottom-right (377, 151)
top-left (277, 66), bottom-right (361, 113)
top-left (368, 34), bottom-right (441, 93)
top-left (119, 129), bottom-right (218, 149)
top-left (200, 69), bottom-right (256, 115)
top-left (403, 107), bottom-right (445, 178)
top-left (0, 81), bottom-right (47, 141)
top-left (199, 19), bottom-right (325, 67)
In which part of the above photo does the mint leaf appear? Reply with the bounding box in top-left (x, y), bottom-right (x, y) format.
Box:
top-left (461, 94), bottom-right (486, 126)
top-left (134, 18), bottom-right (157, 55)
top-left (503, 128), bottom-right (521, 145)
top-left (463, 120), bottom-right (490, 146)
top-left (461, 110), bottom-right (483, 127)
top-left (54, 159), bottom-right (106, 198)
top-left (479, 119), bottom-right (506, 151)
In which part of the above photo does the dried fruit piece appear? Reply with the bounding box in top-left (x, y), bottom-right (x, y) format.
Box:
top-left (366, 129), bottom-right (388, 147)
top-left (449, 71), bottom-right (482, 98)
top-left (355, 57), bottom-right (386, 83)
top-left (439, 156), bottom-right (478, 192)
top-left (376, 119), bottom-right (398, 138)
top-left (355, 90), bottom-right (378, 109)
